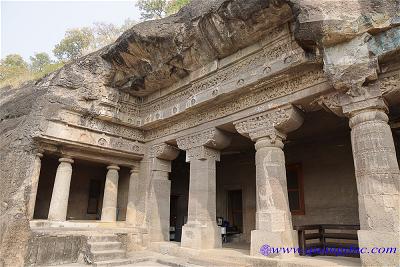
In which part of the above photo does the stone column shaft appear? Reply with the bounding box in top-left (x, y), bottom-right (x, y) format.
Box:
top-left (126, 167), bottom-right (140, 225)
top-left (148, 144), bottom-right (179, 242)
top-left (234, 105), bottom-right (303, 257)
top-left (48, 158), bottom-right (74, 221)
top-left (349, 108), bottom-right (400, 266)
top-left (101, 165), bottom-right (120, 222)
top-left (255, 137), bottom-right (292, 230)
top-left (177, 128), bottom-right (231, 250)
top-left (149, 159), bottom-right (172, 241)
top-left (28, 153), bottom-right (43, 220)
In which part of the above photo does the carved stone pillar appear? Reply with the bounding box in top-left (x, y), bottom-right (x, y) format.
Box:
top-left (126, 165), bottom-right (140, 226)
top-left (234, 105), bottom-right (303, 257)
top-left (28, 152), bottom-right (43, 220)
top-left (48, 157), bottom-right (74, 221)
top-left (342, 96), bottom-right (400, 267)
top-left (177, 128), bottom-right (231, 249)
top-left (148, 143), bottom-right (179, 242)
top-left (101, 165), bottom-right (120, 222)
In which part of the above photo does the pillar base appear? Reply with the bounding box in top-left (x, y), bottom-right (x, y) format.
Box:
top-left (181, 222), bottom-right (222, 249)
top-left (358, 230), bottom-right (400, 266)
top-left (101, 207), bottom-right (117, 222)
top-left (250, 229), bottom-right (297, 257)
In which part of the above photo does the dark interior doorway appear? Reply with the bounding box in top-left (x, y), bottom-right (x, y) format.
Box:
top-left (169, 152), bottom-right (189, 241)
top-left (227, 189), bottom-right (243, 233)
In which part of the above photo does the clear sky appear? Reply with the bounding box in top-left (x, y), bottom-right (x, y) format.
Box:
top-left (1, 0), bottom-right (141, 61)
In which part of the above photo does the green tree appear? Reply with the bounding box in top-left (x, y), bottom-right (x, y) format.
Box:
top-left (1, 54), bottom-right (28, 69)
top-left (0, 54), bottom-right (28, 81)
top-left (53, 28), bottom-right (94, 61)
top-left (136, 0), bottom-right (190, 20)
top-left (29, 52), bottom-right (52, 72)
top-left (136, 0), bottom-right (167, 20)
top-left (166, 0), bottom-right (190, 15)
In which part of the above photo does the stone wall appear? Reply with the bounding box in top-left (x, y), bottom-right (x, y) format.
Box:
top-left (25, 234), bottom-right (88, 266)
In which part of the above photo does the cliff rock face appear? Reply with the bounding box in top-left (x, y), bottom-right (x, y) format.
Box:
top-left (0, 0), bottom-right (399, 266)
top-left (102, 0), bottom-right (293, 95)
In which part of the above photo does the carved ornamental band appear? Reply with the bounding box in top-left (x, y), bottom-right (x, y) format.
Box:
top-left (234, 105), bottom-right (303, 141)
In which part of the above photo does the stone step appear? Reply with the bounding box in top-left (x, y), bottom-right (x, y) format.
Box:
top-left (89, 234), bottom-right (119, 242)
top-left (93, 258), bottom-right (136, 267)
top-left (92, 249), bottom-right (126, 262)
top-left (89, 241), bottom-right (122, 251)
top-left (188, 257), bottom-right (249, 267)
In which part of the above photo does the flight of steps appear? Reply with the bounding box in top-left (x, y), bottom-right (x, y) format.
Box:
top-left (87, 234), bottom-right (130, 266)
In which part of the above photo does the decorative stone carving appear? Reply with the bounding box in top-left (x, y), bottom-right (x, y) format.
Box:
top-left (312, 92), bottom-right (344, 117)
top-left (150, 143), bottom-right (179, 161)
top-left (176, 128), bottom-right (231, 161)
top-left (146, 69), bottom-right (325, 141)
top-left (234, 105), bottom-right (304, 141)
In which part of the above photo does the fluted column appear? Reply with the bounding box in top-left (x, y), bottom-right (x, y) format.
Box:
top-left (177, 128), bottom-right (231, 249)
top-left (48, 157), bottom-right (74, 221)
top-left (343, 98), bottom-right (400, 266)
top-left (101, 165), bottom-right (120, 222)
top-left (148, 144), bottom-right (179, 242)
top-left (28, 152), bottom-right (43, 219)
top-left (234, 105), bottom-right (303, 257)
top-left (126, 166), bottom-right (140, 225)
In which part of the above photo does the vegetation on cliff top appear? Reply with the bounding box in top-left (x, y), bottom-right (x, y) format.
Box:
top-left (0, 0), bottom-right (190, 90)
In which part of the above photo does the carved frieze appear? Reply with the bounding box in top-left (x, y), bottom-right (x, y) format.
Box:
top-left (234, 105), bottom-right (304, 141)
top-left (146, 69), bottom-right (325, 140)
top-left (56, 110), bottom-right (145, 142)
top-left (42, 120), bottom-right (145, 155)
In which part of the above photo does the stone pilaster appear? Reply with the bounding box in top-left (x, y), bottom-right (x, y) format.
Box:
top-left (342, 96), bottom-right (400, 267)
top-left (48, 157), bottom-right (74, 221)
top-left (126, 165), bottom-right (140, 226)
top-left (234, 105), bottom-right (303, 257)
top-left (177, 128), bottom-right (231, 249)
top-left (148, 143), bottom-right (179, 242)
top-left (28, 152), bottom-right (43, 220)
top-left (101, 165), bottom-right (120, 222)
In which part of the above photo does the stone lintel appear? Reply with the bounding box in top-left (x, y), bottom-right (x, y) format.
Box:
top-left (176, 128), bottom-right (231, 161)
top-left (234, 105), bottom-right (303, 142)
top-left (150, 143), bottom-right (180, 161)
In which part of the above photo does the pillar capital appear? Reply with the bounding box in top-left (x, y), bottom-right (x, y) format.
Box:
top-left (176, 128), bottom-right (231, 162)
top-left (130, 167), bottom-right (139, 174)
top-left (349, 108), bottom-right (388, 129)
top-left (59, 157), bottom-right (74, 164)
top-left (234, 105), bottom-right (303, 142)
top-left (150, 143), bottom-right (180, 161)
top-left (107, 165), bottom-right (120, 171)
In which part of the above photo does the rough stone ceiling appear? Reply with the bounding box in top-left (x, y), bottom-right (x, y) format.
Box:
top-left (101, 0), bottom-right (293, 96)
